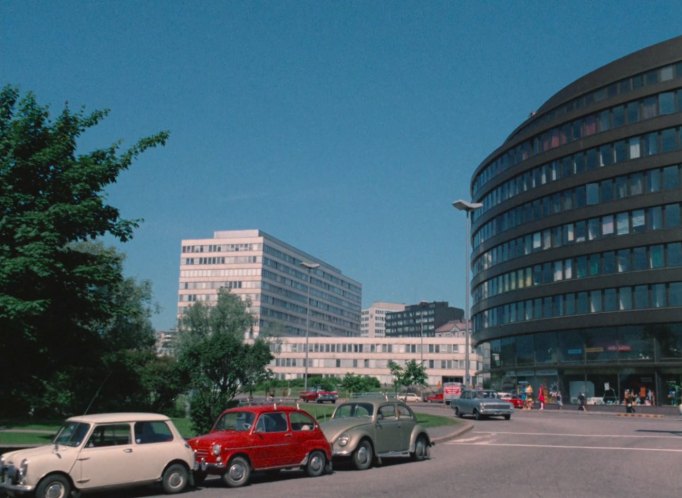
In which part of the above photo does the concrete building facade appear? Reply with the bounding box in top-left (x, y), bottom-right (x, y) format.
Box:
top-left (360, 301), bottom-right (406, 337)
top-left (470, 36), bottom-right (682, 404)
top-left (178, 229), bottom-right (362, 338)
top-left (385, 301), bottom-right (464, 338)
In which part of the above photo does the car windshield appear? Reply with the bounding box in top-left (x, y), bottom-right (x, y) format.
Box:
top-left (213, 411), bottom-right (255, 432)
top-left (54, 422), bottom-right (91, 447)
top-left (332, 402), bottom-right (374, 418)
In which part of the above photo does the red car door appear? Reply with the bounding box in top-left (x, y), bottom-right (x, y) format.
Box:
top-left (252, 412), bottom-right (293, 468)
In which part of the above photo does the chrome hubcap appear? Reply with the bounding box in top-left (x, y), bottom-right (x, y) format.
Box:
top-left (229, 463), bottom-right (245, 481)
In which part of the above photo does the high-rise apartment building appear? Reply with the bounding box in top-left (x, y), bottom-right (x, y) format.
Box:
top-left (360, 302), bottom-right (406, 337)
top-left (470, 36), bottom-right (682, 403)
top-left (385, 301), bottom-right (464, 338)
top-left (178, 229), bottom-right (362, 338)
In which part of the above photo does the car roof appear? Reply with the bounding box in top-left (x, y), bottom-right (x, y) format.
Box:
top-left (66, 412), bottom-right (171, 424)
top-left (221, 404), bottom-right (310, 416)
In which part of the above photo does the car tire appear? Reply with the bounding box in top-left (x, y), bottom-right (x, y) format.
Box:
top-left (411, 435), bottom-right (430, 461)
top-left (454, 407), bottom-right (463, 418)
top-left (223, 456), bottom-right (251, 488)
top-left (162, 463), bottom-right (189, 494)
top-left (306, 450), bottom-right (327, 477)
top-left (352, 439), bottom-right (374, 470)
top-left (504, 414), bottom-right (511, 420)
top-left (35, 474), bottom-right (71, 498)
top-left (474, 409), bottom-right (482, 420)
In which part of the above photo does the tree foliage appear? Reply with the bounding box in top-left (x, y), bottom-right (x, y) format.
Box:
top-left (176, 290), bottom-right (274, 434)
top-left (0, 86), bottom-right (169, 417)
top-left (388, 360), bottom-right (427, 392)
top-left (340, 373), bottom-right (380, 395)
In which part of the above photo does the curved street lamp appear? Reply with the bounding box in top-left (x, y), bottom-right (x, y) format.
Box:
top-left (453, 199), bottom-right (483, 388)
top-left (300, 261), bottom-right (320, 393)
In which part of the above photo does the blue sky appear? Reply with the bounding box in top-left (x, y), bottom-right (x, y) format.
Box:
top-left (3, 1), bottom-right (682, 330)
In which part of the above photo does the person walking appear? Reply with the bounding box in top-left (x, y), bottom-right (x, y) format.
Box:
top-left (538, 385), bottom-right (546, 410)
top-left (525, 384), bottom-right (534, 410)
top-left (556, 391), bottom-right (563, 409)
top-left (624, 389), bottom-right (635, 414)
top-left (578, 392), bottom-right (587, 411)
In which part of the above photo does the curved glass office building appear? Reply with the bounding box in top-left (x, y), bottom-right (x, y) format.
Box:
top-left (470, 36), bottom-right (682, 405)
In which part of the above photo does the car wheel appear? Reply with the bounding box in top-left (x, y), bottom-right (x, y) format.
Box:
top-left (474, 409), bottom-right (482, 420)
top-left (411, 435), bottom-right (430, 461)
top-left (352, 439), bottom-right (374, 470)
top-left (306, 450), bottom-right (327, 477)
top-left (223, 456), bottom-right (251, 488)
top-left (162, 463), bottom-right (189, 494)
top-left (35, 474), bottom-right (71, 498)
top-left (504, 414), bottom-right (511, 420)
top-left (454, 407), bottom-right (463, 418)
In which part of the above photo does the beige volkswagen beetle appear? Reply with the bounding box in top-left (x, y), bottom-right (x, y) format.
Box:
top-left (0, 412), bottom-right (195, 498)
top-left (320, 397), bottom-right (431, 470)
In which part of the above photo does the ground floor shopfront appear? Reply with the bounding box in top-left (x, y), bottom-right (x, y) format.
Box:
top-left (483, 322), bottom-right (682, 406)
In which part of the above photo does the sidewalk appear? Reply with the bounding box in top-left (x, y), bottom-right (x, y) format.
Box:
top-left (427, 420), bottom-right (473, 444)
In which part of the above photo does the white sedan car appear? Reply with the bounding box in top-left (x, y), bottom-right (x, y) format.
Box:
top-left (0, 412), bottom-right (195, 498)
top-left (399, 393), bottom-right (422, 403)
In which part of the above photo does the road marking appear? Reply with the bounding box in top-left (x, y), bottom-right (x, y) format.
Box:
top-left (472, 431), bottom-right (682, 439)
top-left (450, 441), bottom-right (682, 453)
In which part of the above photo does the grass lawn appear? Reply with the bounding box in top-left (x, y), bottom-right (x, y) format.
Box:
top-left (2, 404), bottom-right (459, 444)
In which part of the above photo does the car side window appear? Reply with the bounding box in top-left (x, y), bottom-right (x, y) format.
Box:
top-left (397, 405), bottom-right (413, 420)
top-left (134, 421), bottom-right (174, 444)
top-left (86, 424), bottom-right (131, 448)
top-left (378, 404), bottom-right (396, 419)
top-left (290, 411), bottom-right (315, 431)
top-left (257, 413), bottom-right (288, 433)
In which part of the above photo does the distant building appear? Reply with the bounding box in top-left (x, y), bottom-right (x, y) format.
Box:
top-left (178, 229), bottom-right (362, 338)
top-left (361, 302), bottom-right (406, 337)
top-left (155, 329), bottom-right (178, 356)
top-left (385, 301), bottom-right (464, 338)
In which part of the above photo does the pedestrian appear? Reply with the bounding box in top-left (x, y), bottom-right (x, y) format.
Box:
top-left (556, 391), bottom-right (563, 409)
top-left (538, 385), bottom-right (545, 410)
top-left (578, 392), bottom-right (586, 411)
top-left (624, 389), bottom-right (635, 414)
top-left (525, 384), bottom-right (534, 410)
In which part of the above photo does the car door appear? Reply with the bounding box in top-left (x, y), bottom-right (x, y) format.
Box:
top-left (288, 411), bottom-right (320, 462)
top-left (76, 423), bottom-right (147, 489)
top-left (252, 412), bottom-right (293, 468)
top-left (396, 403), bottom-right (417, 452)
top-left (374, 403), bottom-right (402, 453)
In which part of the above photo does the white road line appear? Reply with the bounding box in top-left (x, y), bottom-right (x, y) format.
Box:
top-left (450, 442), bottom-right (682, 453)
top-left (472, 431), bottom-right (682, 439)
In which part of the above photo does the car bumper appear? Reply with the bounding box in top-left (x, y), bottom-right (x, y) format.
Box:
top-left (480, 409), bottom-right (513, 416)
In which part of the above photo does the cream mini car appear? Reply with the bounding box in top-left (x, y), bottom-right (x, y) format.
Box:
top-left (0, 412), bottom-right (195, 498)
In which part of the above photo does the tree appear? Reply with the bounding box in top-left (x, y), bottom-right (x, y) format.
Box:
top-left (388, 359), bottom-right (427, 393)
top-left (0, 86), bottom-right (169, 417)
top-left (176, 290), bottom-right (273, 434)
top-left (340, 373), bottom-right (380, 396)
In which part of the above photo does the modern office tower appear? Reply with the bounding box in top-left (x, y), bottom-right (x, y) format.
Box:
top-left (470, 36), bottom-right (682, 404)
top-left (361, 302), bottom-right (406, 337)
top-left (178, 229), bottom-right (362, 338)
top-left (385, 301), bottom-right (464, 338)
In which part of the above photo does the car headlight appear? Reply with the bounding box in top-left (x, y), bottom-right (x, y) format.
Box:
top-left (19, 459), bottom-right (28, 483)
top-left (336, 433), bottom-right (350, 447)
top-left (211, 443), bottom-right (221, 456)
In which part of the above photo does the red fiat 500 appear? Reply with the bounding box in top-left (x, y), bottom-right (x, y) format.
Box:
top-left (188, 404), bottom-right (332, 488)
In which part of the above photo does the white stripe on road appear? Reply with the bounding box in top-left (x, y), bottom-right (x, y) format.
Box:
top-left (450, 441), bottom-right (682, 453)
top-left (472, 431), bottom-right (682, 439)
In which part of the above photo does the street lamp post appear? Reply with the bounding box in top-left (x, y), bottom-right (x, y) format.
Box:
top-left (300, 261), bottom-right (320, 393)
top-left (453, 199), bottom-right (483, 388)
top-left (418, 301), bottom-right (429, 365)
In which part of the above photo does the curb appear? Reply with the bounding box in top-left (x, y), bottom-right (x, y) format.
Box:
top-left (429, 421), bottom-right (474, 445)
top-left (616, 413), bottom-right (663, 418)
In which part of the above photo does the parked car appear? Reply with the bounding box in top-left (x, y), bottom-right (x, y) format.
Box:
top-left (188, 404), bottom-right (332, 488)
top-left (299, 387), bottom-right (338, 404)
top-left (0, 412), bottom-right (195, 498)
top-left (320, 397), bottom-right (431, 470)
top-left (399, 392), bottom-right (421, 403)
top-left (424, 391), bottom-right (444, 403)
top-left (451, 389), bottom-right (514, 420)
top-left (497, 392), bottom-right (524, 409)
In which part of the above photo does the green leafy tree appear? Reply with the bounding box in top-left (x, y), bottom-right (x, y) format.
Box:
top-left (388, 360), bottom-right (427, 393)
top-left (388, 360), bottom-right (406, 393)
top-left (340, 373), bottom-right (380, 396)
top-left (177, 290), bottom-right (273, 434)
top-left (0, 86), bottom-right (169, 417)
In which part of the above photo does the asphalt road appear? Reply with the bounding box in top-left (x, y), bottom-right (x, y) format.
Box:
top-left (87, 407), bottom-right (682, 498)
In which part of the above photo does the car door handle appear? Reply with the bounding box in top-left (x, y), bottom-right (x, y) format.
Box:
top-left (284, 433), bottom-right (292, 437)
top-left (123, 448), bottom-right (133, 453)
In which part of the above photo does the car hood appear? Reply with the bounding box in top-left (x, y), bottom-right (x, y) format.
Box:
top-left (1, 444), bottom-right (76, 465)
top-left (320, 417), bottom-right (371, 442)
top-left (188, 431), bottom-right (248, 450)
